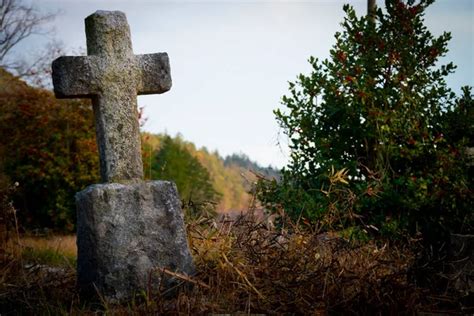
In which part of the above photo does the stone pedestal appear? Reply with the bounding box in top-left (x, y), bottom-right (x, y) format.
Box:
top-left (75, 181), bottom-right (195, 301)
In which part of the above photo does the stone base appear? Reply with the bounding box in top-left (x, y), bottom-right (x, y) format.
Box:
top-left (75, 181), bottom-right (195, 301)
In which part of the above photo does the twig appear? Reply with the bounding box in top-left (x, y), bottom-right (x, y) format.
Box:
top-left (158, 268), bottom-right (210, 289)
top-left (222, 252), bottom-right (265, 300)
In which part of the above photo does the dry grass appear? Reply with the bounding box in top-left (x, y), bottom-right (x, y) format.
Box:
top-left (0, 210), bottom-right (469, 314)
top-left (20, 235), bottom-right (77, 258)
top-left (20, 234), bottom-right (77, 268)
top-left (2, 234), bottom-right (76, 269)
top-left (183, 211), bottom-right (421, 314)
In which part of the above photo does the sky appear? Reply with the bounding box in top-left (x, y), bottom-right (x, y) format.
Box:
top-left (15, 0), bottom-right (474, 168)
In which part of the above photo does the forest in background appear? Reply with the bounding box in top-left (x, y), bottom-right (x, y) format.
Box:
top-left (142, 132), bottom-right (279, 213)
top-left (0, 68), bottom-right (279, 231)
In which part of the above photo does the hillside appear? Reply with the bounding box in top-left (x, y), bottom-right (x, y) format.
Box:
top-left (224, 153), bottom-right (280, 181)
top-left (142, 133), bottom-right (279, 212)
top-left (0, 68), bottom-right (278, 231)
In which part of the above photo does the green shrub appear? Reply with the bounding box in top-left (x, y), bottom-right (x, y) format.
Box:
top-left (257, 0), bottom-right (473, 240)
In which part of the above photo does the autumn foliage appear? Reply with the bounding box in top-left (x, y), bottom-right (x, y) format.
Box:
top-left (0, 68), bottom-right (99, 231)
top-left (0, 69), bottom-right (259, 231)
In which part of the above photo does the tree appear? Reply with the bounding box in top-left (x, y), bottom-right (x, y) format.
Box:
top-left (368, 0), bottom-right (377, 22)
top-left (142, 133), bottom-right (256, 212)
top-left (257, 0), bottom-right (473, 239)
top-left (224, 153), bottom-right (280, 180)
top-left (0, 0), bottom-right (59, 86)
top-left (0, 68), bottom-right (99, 231)
top-left (151, 135), bottom-right (221, 218)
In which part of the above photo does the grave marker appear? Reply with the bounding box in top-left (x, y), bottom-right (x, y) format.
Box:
top-left (52, 10), bottom-right (194, 301)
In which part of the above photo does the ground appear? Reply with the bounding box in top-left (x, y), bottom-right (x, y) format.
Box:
top-left (1, 211), bottom-right (471, 314)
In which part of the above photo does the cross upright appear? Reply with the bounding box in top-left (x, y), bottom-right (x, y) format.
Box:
top-left (52, 10), bottom-right (171, 183)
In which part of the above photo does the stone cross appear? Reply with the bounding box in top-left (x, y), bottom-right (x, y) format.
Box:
top-left (51, 11), bottom-right (194, 301)
top-left (52, 10), bottom-right (171, 183)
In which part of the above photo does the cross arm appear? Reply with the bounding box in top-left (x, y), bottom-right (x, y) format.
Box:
top-left (52, 56), bottom-right (99, 99)
top-left (136, 53), bottom-right (172, 95)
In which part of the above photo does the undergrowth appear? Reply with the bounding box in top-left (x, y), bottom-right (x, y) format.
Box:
top-left (1, 206), bottom-right (471, 315)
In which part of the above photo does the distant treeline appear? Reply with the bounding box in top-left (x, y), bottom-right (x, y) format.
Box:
top-left (141, 133), bottom-right (280, 216)
top-left (224, 153), bottom-right (280, 181)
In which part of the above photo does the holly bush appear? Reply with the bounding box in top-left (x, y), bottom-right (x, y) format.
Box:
top-left (257, 0), bottom-right (473, 240)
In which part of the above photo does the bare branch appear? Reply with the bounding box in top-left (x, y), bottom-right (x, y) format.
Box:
top-left (6, 40), bottom-right (67, 88)
top-left (0, 0), bottom-right (56, 82)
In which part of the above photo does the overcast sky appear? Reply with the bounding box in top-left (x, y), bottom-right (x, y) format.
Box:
top-left (17, 0), bottom-right (474, 168)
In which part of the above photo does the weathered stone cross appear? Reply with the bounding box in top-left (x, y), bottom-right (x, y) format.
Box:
top-left (52, 10), bottom-right (171, 183)
top-left (51, 11), bottom-right (194, 301)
